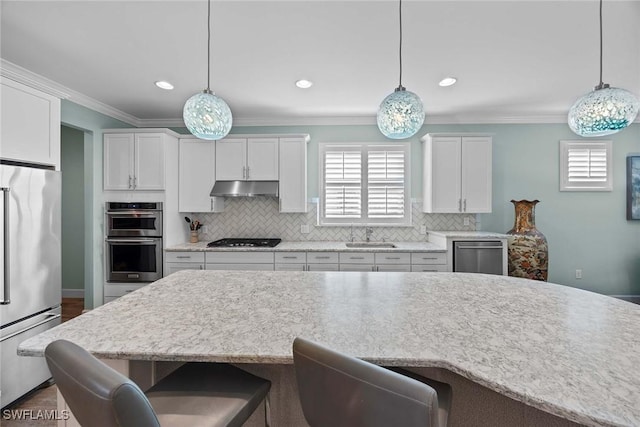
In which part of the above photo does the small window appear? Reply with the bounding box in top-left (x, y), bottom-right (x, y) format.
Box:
top-left (319, 142), bottom-right (411, 226)
top-left (560, 140), bottom-right (612, 191)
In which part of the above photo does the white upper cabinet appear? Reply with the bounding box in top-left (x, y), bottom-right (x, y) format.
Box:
top-left (178, 137), bottom-right (224, 213)
top-left (279, 136), bottom-right (309, 213)
top-left (422, 134), bottom-right (492, 213)
top-left (104, 132), bottom-right (169, 191)
top-left (0, 78), bottom-right (61, 169)
top-left (215, 137), bottom-right (279, 181)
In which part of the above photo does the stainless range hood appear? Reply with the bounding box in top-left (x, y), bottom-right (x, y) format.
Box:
top-left (210, 181), bottom-right (279, 197)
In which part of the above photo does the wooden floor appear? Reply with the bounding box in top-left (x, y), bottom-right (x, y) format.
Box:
top-left (2, 298), bottom-right (83, 426)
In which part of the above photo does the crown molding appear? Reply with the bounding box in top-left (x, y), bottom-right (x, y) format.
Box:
top-left (0, 59), bottom-right (139, 126)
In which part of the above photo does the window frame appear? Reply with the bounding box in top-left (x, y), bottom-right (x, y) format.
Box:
top-left (318, 142), bottom-right (411, 226)
top-left (559, 140), bottom-right (612, 192)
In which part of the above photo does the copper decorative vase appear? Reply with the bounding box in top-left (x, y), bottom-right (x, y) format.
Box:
top-left (506, 200), bottom-right (548, 281)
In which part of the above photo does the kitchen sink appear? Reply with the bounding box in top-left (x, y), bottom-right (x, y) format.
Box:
top-left (345, 242), bottom-right (397, 248)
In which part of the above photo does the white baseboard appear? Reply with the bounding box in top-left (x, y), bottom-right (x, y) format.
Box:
top-left (62, 288), bottom-right (85, 298)
top-left (611, 295), bottom-right (640, 304)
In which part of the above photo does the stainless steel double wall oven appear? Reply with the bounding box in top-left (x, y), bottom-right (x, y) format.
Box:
top-left (105, 202), bottom-right (163, 282)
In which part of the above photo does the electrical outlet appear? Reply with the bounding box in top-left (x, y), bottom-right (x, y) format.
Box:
top-left (420, 225), bottom-right (427, 234)
top-left (201, 225), bottom-right (208, 235)
top-left (575, 269), bottom-right (582, 279)
top-left (301, 224), bottom-right (310, 234)
top-left (463, 217), bottom-right (470, 226)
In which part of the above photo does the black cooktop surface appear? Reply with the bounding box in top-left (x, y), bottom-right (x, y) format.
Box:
top-left (207, 238), bottom-right (282, 248)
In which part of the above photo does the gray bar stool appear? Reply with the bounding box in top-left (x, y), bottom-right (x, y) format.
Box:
top-left (293, 337), bottom-right (448, 427)
top-left (45, 339), bottom-right (271, 427)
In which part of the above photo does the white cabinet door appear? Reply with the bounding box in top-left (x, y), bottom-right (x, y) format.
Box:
top-left (179, 138), bottom-right (224, 212)
top-left (279, 137), bottom-right (308, 213)
top-left (377, 265), bottom-right (411, 272)
top-left (423, 136), bottom-right (461, 213)
top-left (135, 134), bottom-right (165, 190)
top-left (247, 138), bottom-right (279, 180)
top-left (422, 135), bottom-right (492, 213)
top-left (0, 79), bottom-right (60, 169)
top-left (104, 133), bottom-right (134, 190)
top-left (216, 137), bottom-right (246, 180)
top-left (461, 137), bottom-right (492, 213)
top-left (165, 262), bottom-right (203, 275)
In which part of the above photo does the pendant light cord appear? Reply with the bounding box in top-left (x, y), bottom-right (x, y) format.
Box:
top-left (398, 0), bottom-right (403, 89)
top-left (598, 0), bottom-right (603, 88)
top-left (207, 0), bottom-right (211, 91)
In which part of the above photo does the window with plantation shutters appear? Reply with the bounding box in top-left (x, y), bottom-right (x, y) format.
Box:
top-left (560, 140), bottom-right (612, 191)
top-left (320, 143), bottom-right (411, 225)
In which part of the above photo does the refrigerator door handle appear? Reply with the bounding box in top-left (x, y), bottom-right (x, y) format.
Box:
top-left (0, 312), bottom-right (61, 343)
top-left (1, 186), bottom-right (10, 305)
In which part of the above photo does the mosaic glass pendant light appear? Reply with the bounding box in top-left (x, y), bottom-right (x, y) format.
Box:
top-left (183, 0), bottom-right (232, 140)
top-left (568, 0), bottom-right (639, 137)
top-left (377, 0), bottom-right (425, 139)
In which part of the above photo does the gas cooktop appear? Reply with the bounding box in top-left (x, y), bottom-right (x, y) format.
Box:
top-left (207, 238), bottom-right (282, 248)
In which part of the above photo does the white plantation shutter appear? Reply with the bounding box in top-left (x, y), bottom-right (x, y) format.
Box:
top-left (320, 143), bottom-right (411, 225)
top-left (368, 151), bottom-right (405, 218)
top-left (324, 151), bottom-right (362, 218)
top-left (560, 140), bottom-right (612, 191)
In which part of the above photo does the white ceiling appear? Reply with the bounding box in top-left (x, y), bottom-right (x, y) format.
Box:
top-left (1, 1), bottom-right (639, 126)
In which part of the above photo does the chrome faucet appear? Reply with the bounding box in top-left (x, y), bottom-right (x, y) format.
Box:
top-left (365, 227), bottom-right (373, 242)
top-left (349, 224), bottom-right (355, 242)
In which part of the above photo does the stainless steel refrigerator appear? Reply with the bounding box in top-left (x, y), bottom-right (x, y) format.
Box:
top-left (0, 162), bottom-right (62, 408)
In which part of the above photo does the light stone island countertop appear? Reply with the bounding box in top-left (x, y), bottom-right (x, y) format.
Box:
top-left (19, 270), bottom-right (640, 427)
top-left (166, 240), bottom-right (447, 252)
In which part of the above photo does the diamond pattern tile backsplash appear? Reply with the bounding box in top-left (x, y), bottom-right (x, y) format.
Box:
top-left (193, 198), bottom-right (476, 242)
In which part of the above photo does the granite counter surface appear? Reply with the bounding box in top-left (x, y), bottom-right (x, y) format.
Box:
top-left (167, 240), bottom-right (446, 252)
top-left (427, 230), bottom-right (510, 239)
top-left (19, 271), bottom-right (640, 427)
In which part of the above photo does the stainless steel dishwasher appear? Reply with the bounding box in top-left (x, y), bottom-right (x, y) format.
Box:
top-left (453, 241), bottom-right (504, 275)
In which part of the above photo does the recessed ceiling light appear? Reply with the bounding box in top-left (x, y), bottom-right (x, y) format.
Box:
top-left (155, 81), bottom-right (174, 90)
top-left (438, 77), bottom-right (457, 87)
top-left (295, 79), bottom-right (313, 89)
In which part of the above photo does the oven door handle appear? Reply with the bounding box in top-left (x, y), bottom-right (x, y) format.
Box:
top-left (105, 238), bottom-right (159, 244)
top-left (106, 213), bottom-right (160, 217)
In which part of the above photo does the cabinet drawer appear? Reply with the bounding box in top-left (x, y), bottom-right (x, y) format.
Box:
top-left (205, 251), bottom-right (274, 264)
top-left (411, 265), bottom-right (448, 272)
top-left (274, 264), bottom-right (306, 271)
top-left (377, 265), bottom-right (411, 272)
top-left (411, 252), bottom-right (447, 265)
top-left (307, 264), bottom-right (339, 272)
top-left (340, 264), bottom-right (376, 272)
top-left (374, 252), bottom-right (411, 264)
top-left (275, 252), bottom-right (306, 264)
top-left (165, 262), bottom-right (203, 276)
top-left (166, 251), bottom-right (205, 263)
top-left (339, 252), bottom-right (375, 264)
top-left (205, 264), bottom-right (274, 271)
top-left (307, 252), bottom-right (339, 264)
top-left (104, 283), bottom-right (146, 297)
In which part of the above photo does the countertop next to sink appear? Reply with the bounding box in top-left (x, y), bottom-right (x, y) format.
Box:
top-left (166, 241), bottom-right (447, 252)
top-left (427, 230), bottom-right (510, 240)
top-left (19, 270), bottom-right (640, 427)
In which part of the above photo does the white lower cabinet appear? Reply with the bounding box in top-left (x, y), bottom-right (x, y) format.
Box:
top-left (275, 252), bottom-right (306, 271)
top-left (339, 252), bottom-right (375, 272)
top-left (411, 252), bottom-right (448, 272)
top-left (375, 253), bottom-right (411, 272)
top-left (164, 250), bottom-right (449, 274)
top-left (165, 252), bottom-right (205, 276)
top-left (305, 252), bottom-right (340, 271)
top-left (205, 252), bottom-right (274, 271)
top-left (104, 283), bottom-right (146, 304)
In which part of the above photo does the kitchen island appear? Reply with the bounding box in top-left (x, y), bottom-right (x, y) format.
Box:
top-left (19, 270), bottom-right (640, 427)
